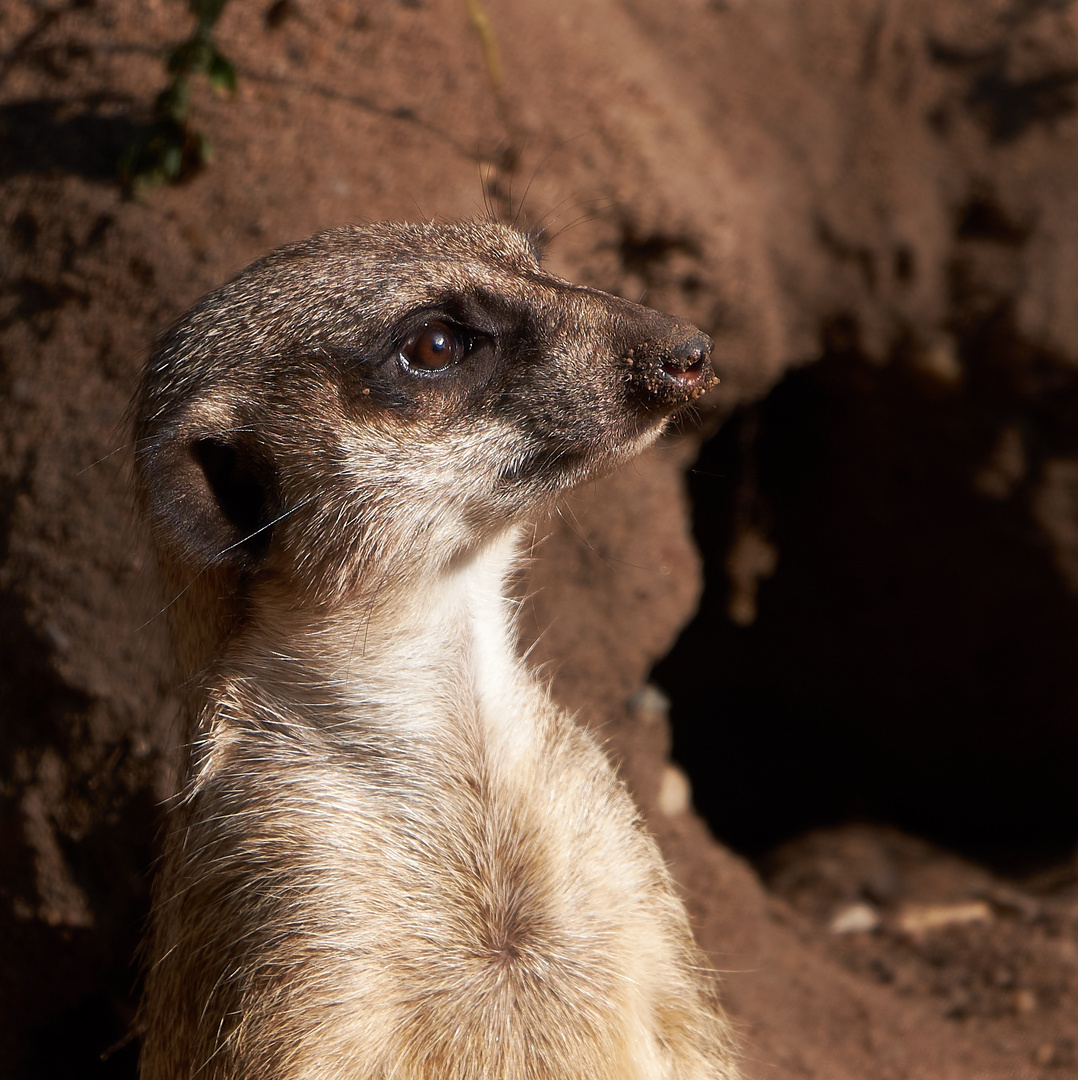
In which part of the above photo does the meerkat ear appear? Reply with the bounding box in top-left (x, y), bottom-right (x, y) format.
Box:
top-left (189, 435), bottom-right (278, 563)
top-left (139, 422), bottom-right (280, 571)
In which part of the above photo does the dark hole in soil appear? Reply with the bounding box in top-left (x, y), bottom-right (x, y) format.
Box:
top-left (654, 329), bottom-right (1078, 878)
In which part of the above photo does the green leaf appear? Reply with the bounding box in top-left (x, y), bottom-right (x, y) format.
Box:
top-left (189, 0), bottom-right (231, 28)
top-left (168, 33), bottom-right (214, 75)
top-left (207, 52), bottom-right (237, 94)
top-left (155, 80), bottom-right (191, 123)
top-left (161, 144), bottom-right (184, 181)
top-left (195, 132), bottom-right (214, 166)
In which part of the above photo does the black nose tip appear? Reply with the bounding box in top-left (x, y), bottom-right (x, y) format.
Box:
top-left (662, 332), bottom-right (713, 386)
top-left (622, 324), bottom-right (717, 410)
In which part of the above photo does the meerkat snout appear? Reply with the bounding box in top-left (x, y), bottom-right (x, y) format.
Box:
top-left (134, 220), bottom-right (738, 1080)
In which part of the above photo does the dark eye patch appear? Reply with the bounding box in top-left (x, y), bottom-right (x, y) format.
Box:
top-left (311, 291), bottom-right (539, 412)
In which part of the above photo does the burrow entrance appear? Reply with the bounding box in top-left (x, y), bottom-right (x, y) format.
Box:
top-left (654, 314), bottom-right (1078, 877)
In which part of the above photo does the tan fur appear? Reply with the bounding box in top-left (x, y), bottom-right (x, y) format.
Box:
top-left (133, 220), bottom-right (739, 1079)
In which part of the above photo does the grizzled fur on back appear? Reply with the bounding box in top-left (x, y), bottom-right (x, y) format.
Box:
top-left (133, 220), bottom-right (739, 1080)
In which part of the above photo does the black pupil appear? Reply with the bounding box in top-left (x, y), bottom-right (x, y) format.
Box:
top-left (406, 322), bottom-right (461, 369)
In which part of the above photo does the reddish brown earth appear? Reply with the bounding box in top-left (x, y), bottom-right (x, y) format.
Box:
top-left (2, 0), bottom-right (1078, 1076)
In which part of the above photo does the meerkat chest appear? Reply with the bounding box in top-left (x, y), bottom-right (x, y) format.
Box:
top-left (219, 716), bottom-right (677, 1080)
top-left (198, 579), bottom-right (679, 1075)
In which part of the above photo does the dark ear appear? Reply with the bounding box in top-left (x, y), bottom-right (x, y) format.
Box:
top-left (190, 436), bottom-right (277, 561)
top-left (141, 427), bottom-right (279, 571)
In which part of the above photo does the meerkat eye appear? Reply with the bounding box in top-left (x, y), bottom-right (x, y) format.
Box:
top-left (400, 322), bottom-right (466, 372)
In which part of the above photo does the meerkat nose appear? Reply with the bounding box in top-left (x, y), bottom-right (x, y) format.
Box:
top-left (662, 331), bottom-right (712, 379)
top-left (660, 330), bottom-right (714, 394)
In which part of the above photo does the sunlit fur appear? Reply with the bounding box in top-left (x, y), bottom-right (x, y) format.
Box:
top-left (133, 221), bottom-right (737, 1079)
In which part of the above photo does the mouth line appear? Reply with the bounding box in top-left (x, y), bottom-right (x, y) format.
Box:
top-left (496, 416), bottom-right (670, 487)
top-left (497, 442), bottom-right (592, 485)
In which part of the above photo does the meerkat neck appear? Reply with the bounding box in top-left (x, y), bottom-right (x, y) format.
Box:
top-left (212, 525), bottom-right (535, 755)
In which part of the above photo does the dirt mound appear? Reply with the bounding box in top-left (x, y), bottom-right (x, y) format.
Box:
top-left (2, 0), bottom-right (1077, 1076)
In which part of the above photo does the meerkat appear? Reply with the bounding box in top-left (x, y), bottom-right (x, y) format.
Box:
top-left (133, 220), bottom-right (739, 1080)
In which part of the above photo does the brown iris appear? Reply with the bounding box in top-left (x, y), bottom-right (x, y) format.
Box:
top-left (401, 322), bottom-right (464, 371)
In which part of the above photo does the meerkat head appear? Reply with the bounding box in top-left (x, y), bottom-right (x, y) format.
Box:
top-left (133, 221), bottom-right (715, 664)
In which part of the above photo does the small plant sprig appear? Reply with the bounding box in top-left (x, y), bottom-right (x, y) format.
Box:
top-left (120, 0), bottom-right (236, 195)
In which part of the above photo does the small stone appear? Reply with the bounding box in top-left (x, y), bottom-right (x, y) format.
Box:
top-left (629, 684), bottom-right (670, 724)
top-left (656, 763), bottom-right (692, 817)
top-left (829, 902), bottom-right (881, 934)
top-left (913, 334), bottom-right (963, 386)
top-left (897, 900), bottom-right (992, 935)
